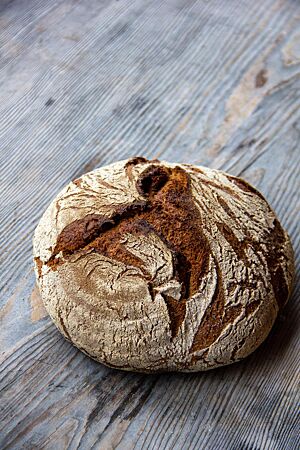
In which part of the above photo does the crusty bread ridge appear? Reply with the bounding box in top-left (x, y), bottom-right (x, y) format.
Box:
top-left (33, 157), bottom-right (294, 372)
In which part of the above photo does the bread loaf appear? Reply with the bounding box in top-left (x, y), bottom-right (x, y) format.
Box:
top-left (33, 157), bottom-right (294, 372)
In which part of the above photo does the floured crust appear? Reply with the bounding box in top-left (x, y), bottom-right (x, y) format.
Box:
top-left (33, 157), bottom-right (295, 372)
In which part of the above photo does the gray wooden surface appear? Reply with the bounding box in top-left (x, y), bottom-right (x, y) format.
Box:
top-left (0, 0), bottom-right (299, 449)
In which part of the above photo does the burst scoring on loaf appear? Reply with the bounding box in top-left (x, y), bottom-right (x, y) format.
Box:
top-left (33, 157), bottom-right (294, 372)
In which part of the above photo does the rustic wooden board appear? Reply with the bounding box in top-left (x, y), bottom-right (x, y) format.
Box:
top-left (0, 0), bottom-right (299, 448)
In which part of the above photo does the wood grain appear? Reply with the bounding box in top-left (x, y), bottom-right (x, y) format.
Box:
top-left (0, 0), bottom-right (299, 448)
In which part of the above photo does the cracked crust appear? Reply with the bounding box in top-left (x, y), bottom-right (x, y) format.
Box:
top-left (33, 157), bottom-right (295, 372)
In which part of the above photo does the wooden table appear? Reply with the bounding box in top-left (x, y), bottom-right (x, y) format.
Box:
top-left (0, 1), bottom-right (299, 448)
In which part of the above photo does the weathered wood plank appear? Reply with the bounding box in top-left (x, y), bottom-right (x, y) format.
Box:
top-left (0, 0), bottom-right (299, 448)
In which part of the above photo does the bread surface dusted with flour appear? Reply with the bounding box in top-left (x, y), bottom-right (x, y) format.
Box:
top-left (33, 157), bottom-right (294, 372)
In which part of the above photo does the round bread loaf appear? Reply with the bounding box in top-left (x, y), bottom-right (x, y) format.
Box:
top-left (33, 157), bottom-right (294, 372)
